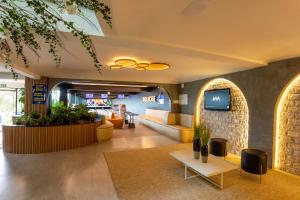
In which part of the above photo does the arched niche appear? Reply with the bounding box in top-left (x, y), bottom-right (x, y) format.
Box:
top-left (194, 78), bottom-right (249, 155)
top-left (274, 74), bottom-right (300, 175)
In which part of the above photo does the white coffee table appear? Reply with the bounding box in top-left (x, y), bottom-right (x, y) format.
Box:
top-left (170, 149), bottom-right (238, 189)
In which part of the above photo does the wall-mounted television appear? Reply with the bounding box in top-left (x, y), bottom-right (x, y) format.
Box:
top-left (86, 99), bottom-right (112, 107)
top-left (204, 88), bottom-right (231, 111)
top-left (117, 94), bottom-right (125, 99)
top-left (85, 93), bottom-right (93, 99)
top-left (101, 94), bottom-right (108, 99)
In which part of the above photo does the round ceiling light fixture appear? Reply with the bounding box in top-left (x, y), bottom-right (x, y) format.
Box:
top-left (110, 64), bottom-right (123, 70)
top-left (115, 58), bottom-right (137, 68)
top-left (137, 62), bottom-right (149, 68)
top-left (135, 67), bottom-right (146, 71)
top-left (146, 63), bottom-right (170, 71)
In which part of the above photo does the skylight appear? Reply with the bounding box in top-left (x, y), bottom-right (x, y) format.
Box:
top-left (15, 1), bottom-right (104, 36)
top-left (54, 6), bottom-right (104, 37)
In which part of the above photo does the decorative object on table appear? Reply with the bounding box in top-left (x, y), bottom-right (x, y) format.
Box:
top-left (193, 124), bottom-right (201, 159)
top-left (210, 138), bottom-right (228, 158)
top-left (200, 125), bottom-right (211, 163)
top-left (241, 149), bottom-right (268, 183)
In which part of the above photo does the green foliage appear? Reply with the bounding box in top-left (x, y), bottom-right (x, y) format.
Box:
top-left (194, 125), bottom-right (200, 139)
top-left (0, 0), bottom-right (112, 78)
top-left (16, 102), bottom-right (98, 126)
top-left (50, 102), bottom-right (97, 125)
top-left (200, 126), bottom-right (211, 147)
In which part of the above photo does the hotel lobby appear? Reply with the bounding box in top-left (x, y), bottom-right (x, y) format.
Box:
top-left (1, 0), bottom-right (300, 200)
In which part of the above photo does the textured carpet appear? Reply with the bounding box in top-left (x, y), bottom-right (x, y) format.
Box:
top-left (104, 144), bottom-right (300, 200)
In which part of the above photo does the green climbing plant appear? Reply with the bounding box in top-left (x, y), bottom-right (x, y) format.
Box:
top-left (0, 0), bottom-right (112, 79)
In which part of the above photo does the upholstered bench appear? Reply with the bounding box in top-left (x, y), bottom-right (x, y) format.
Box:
top-left (138, 109), bottom-right (194, 142)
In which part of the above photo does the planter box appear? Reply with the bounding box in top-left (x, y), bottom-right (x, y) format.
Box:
top-left (2, 122), bottom-right (101, 154)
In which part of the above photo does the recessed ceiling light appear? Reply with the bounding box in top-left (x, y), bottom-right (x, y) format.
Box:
top-left (110, 65), bottom-right (122, 70)
top-left (146, 63), bottom-right (170, 71)
top-left (115, 59), bottom-right (137, 68)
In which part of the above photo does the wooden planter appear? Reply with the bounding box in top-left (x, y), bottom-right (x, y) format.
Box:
top-left (2, 122), bottom-right (101, 154)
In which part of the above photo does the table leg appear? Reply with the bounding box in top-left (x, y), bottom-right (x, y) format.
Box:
top-left (185, 164), bottom-right (187, 180)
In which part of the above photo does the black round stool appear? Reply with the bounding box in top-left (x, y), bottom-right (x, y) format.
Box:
top-left (241, 149), bottom-right (268, 183)
top-left (209, 138), bottom-right (228, 157)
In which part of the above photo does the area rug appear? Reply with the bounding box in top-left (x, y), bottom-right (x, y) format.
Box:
top-left (104, 144), bottom-right (300, 200)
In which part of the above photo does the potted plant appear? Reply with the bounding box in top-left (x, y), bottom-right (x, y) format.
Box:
top-left (193, 124), bottom-right (201, 159)
top-left (200, 126), bottom-right (211, 163)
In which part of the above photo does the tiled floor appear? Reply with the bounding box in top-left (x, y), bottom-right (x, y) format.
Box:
top-left (0, 125), bottom-right (178, 200)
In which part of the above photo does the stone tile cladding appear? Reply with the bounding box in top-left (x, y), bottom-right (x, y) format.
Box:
top-left (278, 84), bottom-right (300, 175)
top-left (200, 80), bottom-right (249, 155)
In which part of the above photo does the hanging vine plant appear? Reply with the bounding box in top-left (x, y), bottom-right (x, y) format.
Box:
top-left (0, 0), bottom-right (112, 78)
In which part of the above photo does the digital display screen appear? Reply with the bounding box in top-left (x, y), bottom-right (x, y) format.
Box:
top-left (117, 94), bottom-right (125, 99)
top-left (85, 93), bottom-right (93, 99)
top-left (101, 94), bottom-right (108, 99)
top-left (204, 88), bottom-right (231, 111)
top-left (86, 99), bottom-right (112, 107)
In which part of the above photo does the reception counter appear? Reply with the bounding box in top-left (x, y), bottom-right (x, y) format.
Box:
top-left (2, 122), bottom-right (101, 154)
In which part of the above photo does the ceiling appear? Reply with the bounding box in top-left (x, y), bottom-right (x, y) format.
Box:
top-left (8, 0), bottom-right (300, 83)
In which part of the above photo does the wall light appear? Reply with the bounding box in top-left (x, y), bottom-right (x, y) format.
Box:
top-left (273, 74), bottom-right (300, 169)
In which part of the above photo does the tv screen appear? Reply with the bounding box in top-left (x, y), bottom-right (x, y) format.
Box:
top-left (204, 88), bottom-right (231, 111)
top-left (101, 94), bottom-right (108, 99)
top-left (85, 93), bottom-right (93, 99)
top-left (86, 99), bottom-right (112, 107)
top-left (117, 94), bottom-right (125, 99)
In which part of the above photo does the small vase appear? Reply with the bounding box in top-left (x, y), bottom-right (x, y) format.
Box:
top-left (194, 151), bottom-right (200, 159)
top-left (193, 138), bottom-right (201, 159)
top-left (201, 145), bottom-right (208, 163)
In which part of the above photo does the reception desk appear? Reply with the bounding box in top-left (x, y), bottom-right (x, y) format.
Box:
top-left (2, 122), bottom-right (101, 154)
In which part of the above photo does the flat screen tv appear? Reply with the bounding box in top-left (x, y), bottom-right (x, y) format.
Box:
top-left (204, 88), bottom-right (231, 111)
top-left (117, 94), bottom-right (125, 99)
top-left (100, 94), bottom-right (108, 99)
top-left (86, 99), bottom-right (112, 107)
top-left (85, 93), bottom-right (93, 99)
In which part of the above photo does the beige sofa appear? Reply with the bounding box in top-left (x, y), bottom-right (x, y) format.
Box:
top-left (138, 109), bottom-right (194, 142)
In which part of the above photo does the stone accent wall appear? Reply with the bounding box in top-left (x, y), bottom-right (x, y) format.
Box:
top-left (200, 79), bottom-right (249, 155)
top-left (278, 83), bottom-right (300, 175)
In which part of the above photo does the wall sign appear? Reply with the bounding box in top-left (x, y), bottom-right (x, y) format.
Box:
top-left (179, 94), bottom-right (188, 105)
top-left (143, 96), bottom-right (156, 103)
top-left (32, 84), bottom-right (47, 104)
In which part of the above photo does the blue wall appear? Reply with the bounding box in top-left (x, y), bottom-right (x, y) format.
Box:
top-left (112, 88), bottom-right (171, 114)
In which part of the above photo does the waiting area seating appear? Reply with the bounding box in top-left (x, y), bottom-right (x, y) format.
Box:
top-left (96, 120), bottom-right (113, 142)
top-left (210, 138), bottom-right (228, 157)
top-left (138, 109), bottom-right (194, 142)
top-left (241, 149), bottom-right (268, 183)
